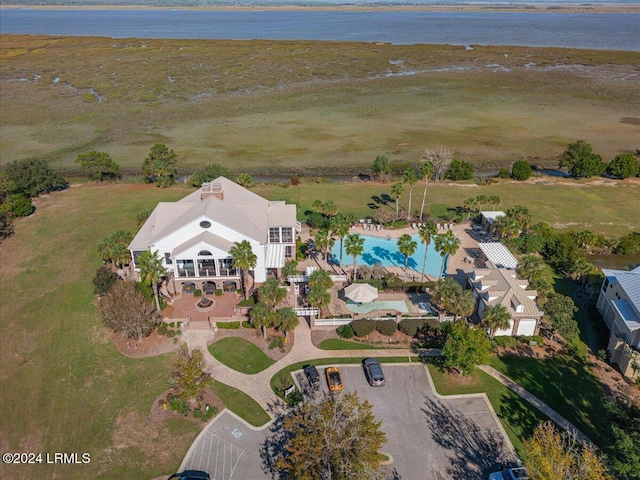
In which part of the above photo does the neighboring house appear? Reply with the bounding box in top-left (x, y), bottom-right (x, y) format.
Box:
top-left (467, 262), bottom-right (543, 336)
top-left (129, 177), bottom-right (300, 292)
top-left (596, 266), bottom-right (640, 379)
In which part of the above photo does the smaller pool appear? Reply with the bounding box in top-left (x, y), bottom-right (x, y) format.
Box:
top-left (345, 299), bottom-right (409, 314)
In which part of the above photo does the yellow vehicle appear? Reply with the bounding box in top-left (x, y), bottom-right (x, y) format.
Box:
top-left (325, 367), bottom-right (343, 392)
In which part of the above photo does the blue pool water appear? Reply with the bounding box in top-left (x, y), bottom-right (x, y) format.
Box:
top-left (331, 234), bottom-right (444, 278)
top-left (346, 299), bottom-right (409, 314)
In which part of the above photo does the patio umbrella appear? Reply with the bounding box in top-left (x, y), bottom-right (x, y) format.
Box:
top-left (344, 283), bottom-right (379, 303)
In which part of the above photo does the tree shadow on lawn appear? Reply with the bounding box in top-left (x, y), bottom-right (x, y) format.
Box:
top-left (495, 347), bottom-right (611, 448)
top-left (422, 397), bottom-right (514, 479)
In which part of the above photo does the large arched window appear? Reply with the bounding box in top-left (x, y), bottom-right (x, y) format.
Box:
top-left (198, 250), bottom-right (213, 256)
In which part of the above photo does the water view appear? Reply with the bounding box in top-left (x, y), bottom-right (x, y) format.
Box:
top-left (1, 9), bottom-right (638, 50)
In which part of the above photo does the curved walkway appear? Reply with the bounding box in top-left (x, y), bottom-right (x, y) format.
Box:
top-left (182, 319), bottom-right (427, 414)
top-left (479, 365), bottom-right (596, 448)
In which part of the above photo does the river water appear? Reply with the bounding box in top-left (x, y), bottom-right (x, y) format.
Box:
top-left (1, 9), bottom-right (639, 50)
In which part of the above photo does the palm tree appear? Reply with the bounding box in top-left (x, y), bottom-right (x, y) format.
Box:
top-left (475, 195), bottom-right (488, 212)
top-left (236, 172), bottom-right (253, 187)
top-left (309, 269), bottom-right (333, 291)
top-left (307, 287), bottom-right (331, 313)
top-left (481, 304), bottom-right (511, 338)
top-left (488, 195), bottom-right (502, 210)
top-left (98, 230), bottom-right (133, 267)
top-left (229, 240), bottom-right (257, 300)
top-left (330, 213), bottom-right (350, 271)
top-left (344, 233), bottom-right (365, 282)
top-left (390, 182), bottom-right (404, 217)
top-left (418, 161), bottom-right (433, 221)
top-left (322, 200), bottom-right (338, 222)
top-left (258, 278), bottom-right (287, 310)
top-left (275, 307), bottom-right (299, 340)
top-left (397, 234), bottom-right (418, 282)
top-left (250, 301), bottom-right (272, 339)
top-left (463, 197), bottom-right (479, 220)
top-left (403, 168), bottom-right (419, 219)
top-left (136, 250), bottom-right (166, 313)
top-left (434, 230), bottom-right (460, 278)
top-left (451, 290), bottom-right (475, 321)
top-left (314, 228), bottom-right (334, 269)
top-left (507, 205), bottom-right (531, 233)
top-left (418, 221), bottom-right (438, 281)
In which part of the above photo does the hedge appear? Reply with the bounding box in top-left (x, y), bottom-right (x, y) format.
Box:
top-left (217, 321), bottom-right (241, 329)
top-left (375, 319), bottom-right (397, 336)
top-left (351, 318), bottom-right (376, 337)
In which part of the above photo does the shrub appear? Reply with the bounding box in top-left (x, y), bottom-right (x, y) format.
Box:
top-left (511, 160), bottom-right (532, 180)
top-left (242, 320), bottom-right (252, 328)
top-left (217, 321), bottom-right (240, 329)
top-left (399, 318), bottom-right (429, 337)
top-left (176, 329), bottom-right (182, 336)
top-left (268, 335), bottom-right (285, 351)
top-left (168, 396), bottom-right (190, 416)
top-left (215, 289), bottom-right (223, 296)
top-left (336, 324), bottom-right (354, 339)
top-left (445, 159), bottom-right (474, 180)
top-left (493, 336), bottom-right (517, 348)
top-left (157, 324), bottom-right (168, 335)
top-left (351, 319), bottom-right (376, 337)
top-left (11, 195), bottom-right (34, 217)
top-left (194, 289), bottom-right (202, 297)
top-left (167, 329), bottom-right (176, 338)
top-left (498, 168), bottom-right (511, 179)
top-left (92, 266), bottom-right (118, 295)
top-left (290, 176), bottom-right (300, 186)
top-left (193, 405), bottom-right (218, 421)
top-left (375, 319), bottom-right (397, 336)
top-left (189, 163), bottom-right (233, 187)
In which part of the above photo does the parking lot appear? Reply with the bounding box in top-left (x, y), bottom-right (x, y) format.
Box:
top-left (182, 364), bottom-right (515, 479)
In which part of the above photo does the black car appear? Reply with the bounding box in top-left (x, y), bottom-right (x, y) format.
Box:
top-left (168, 470), bottom-right (211, 480)
top-left (362, 358), bottom-right (385, 387)
top-left (303, 364), bottom-right (320, 388)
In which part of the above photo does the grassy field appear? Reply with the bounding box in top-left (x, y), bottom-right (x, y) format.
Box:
top-left (317, 338), bottom-right (389, 350)
top-left (253, 177), bottom-right (640, 237)
top-left (0, 184), bottom-right (194, 480)
top-left (211, 381), bottom-right (271, 427)
top-left (208, 337), bottom-right (275, 374)
top-left (1, 35), bottom-right (638, 172)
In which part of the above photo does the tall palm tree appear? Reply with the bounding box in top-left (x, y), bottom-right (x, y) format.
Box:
top-left (229, 240), bottom-right (257, 300)
top-left (475, 195), bottom-right (488, 213)
top-left (390, 182), bottom-right (404, 217)
top-left (314, 228), bottom-right (334, 269)
top-left (418, 161), bottom-right (433, 221)
top-left (434, 230), bottom-right (460, 278)
top-left (451, 290), bottom-right (475, 321)
top-left (322, 200), bottom-right (338, 222)
top-left (488, 195), bottom-right (502, 210)
top-left (330, 213), bottom-right (350, 271)
top-left (136, 250), bottom-right (166, 312)
top-left (344, 233), bottom-right (364, 282)
top-left (275, 307), bottom-right (299, 340)
top-left (463, 197), bottom-right (479, 220)
top-left (418, 221), bottom-right (438, 281)
top-left (258, 278), bottom-right (287, 310)
top-left (250, 301), bottom-right (272, 339)
top-left (481, 304), bottom-right (511, 338)
top-left (403, 168), bottom-right (419, 219)
top-left (397, 234), bottom-right (418, 282)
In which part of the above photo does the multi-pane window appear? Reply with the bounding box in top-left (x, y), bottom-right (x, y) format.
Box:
top-left (281, 227), bottom-right (294, 243)
top-left (164, 252), bottom-right (173, 265)
top-left (285, 245), bottom-right (293, 259)
top-left (269, 227), bottom-right (294, 243)
top-left (269, 227), bottom-right (280, 243)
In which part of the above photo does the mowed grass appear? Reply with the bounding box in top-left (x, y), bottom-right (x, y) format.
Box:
top-left (1, 35), bottom-right (638, 171)
top-left (0, 183), bottom-right (195, 480)
top-left (253, 178), bottom-right (640, 237)
top-left (211, 381), bottom-right (271, 427)
top-left (318, 338), bottom-right (388, 350)
top-left (208, 337), bottom-right (275, 374)
top-left (426, 362), bottom-right (548, 459)
top-left (487, 353), bottom-right (611, 450)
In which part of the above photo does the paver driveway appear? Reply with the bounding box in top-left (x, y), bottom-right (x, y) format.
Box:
top-left (180, 364), bottom-right (515, 480)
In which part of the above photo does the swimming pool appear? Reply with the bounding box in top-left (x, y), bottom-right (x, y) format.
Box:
top-left (346, 299), bottom-right (409, 314)
top-left (331, 234), bottom-right (445, 278)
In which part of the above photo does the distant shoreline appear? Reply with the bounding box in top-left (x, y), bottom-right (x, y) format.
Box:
top-left (1, 3), bottom-right (639, 13)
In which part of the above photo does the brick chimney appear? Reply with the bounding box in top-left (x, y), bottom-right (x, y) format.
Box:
top-left (201, 182), bottom-right (224, 201)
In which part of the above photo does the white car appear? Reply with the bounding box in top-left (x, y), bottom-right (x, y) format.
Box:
top-left (488, 467), bottom-right (528, 480)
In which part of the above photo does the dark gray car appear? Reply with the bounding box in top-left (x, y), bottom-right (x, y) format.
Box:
top-left (303, 364), bottom-right (320, 389)
top-left (362, 358), bottom-right (385, 386)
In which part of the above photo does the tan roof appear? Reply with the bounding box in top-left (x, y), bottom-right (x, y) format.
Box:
top-left (470, 266), bottom-right (543, 318)
top-left (129, 176), bottom-right (296, 251)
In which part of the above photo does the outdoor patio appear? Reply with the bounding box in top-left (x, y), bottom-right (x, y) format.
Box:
top-left (164, 291), bottom-right (243, 322)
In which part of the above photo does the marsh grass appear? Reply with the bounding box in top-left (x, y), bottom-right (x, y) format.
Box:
top-left (1, 35), bottom-right (638, 171)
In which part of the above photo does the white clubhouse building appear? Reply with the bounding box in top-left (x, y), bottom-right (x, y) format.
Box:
top-left (129, 177), bottom-right (299, 292)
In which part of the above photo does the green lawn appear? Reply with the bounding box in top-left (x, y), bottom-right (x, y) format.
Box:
top-left (317, 338), bottom-right (389, 350)
top-left (488, 353), bottom-right (611, 450)
top-left (426, 362), bottom-right (548, 459)
top-left (211, 381), bottom-right (271, 427)
top-left (208, 337), bottom-right (276, 374)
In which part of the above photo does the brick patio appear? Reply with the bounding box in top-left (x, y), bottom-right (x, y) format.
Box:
top-left (165, 291), bottom-right (245, 322)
